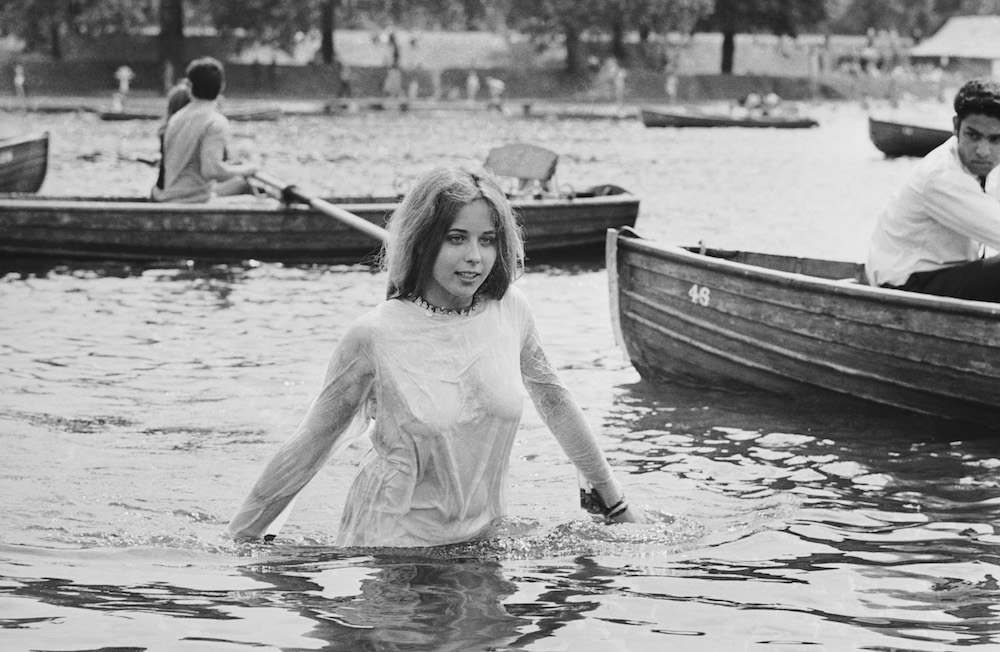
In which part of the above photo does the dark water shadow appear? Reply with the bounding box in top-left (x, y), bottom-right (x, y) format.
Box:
top-left (231, 546), bottom-right (639, 651)
top-left (2, 250), bottom-right (604, 280)
top-left (0, 255), bottom-right (383, 280)
top-left (613, 376), bottom-right (1000, 445)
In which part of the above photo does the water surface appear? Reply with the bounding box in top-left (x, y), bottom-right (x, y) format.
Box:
top-left (2, 103), bottom-right (998, 651)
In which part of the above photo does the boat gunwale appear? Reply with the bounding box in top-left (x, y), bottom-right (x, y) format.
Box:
top-left (640, 107), bottom-right (818, 128)
top-left (0, 131), bottom-right (50, 149)
top-left (614, 231), bottom-right (1000, 319)
top-left (867, 116), bottom-right (952, 137)
top-left (0, 191), bottom-right (639, 213)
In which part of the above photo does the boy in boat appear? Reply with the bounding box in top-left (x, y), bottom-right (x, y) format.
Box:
top-left (151, 56), bottom-right (258, 203)
top-left (866, 78), bottom-right (1000, 301)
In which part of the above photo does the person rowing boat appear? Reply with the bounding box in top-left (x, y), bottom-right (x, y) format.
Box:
top-left (151, 57), bottom-right (258, 203)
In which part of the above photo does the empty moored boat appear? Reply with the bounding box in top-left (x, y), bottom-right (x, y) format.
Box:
top-left (640, 106), bottom-right (818, 129)
top-left (0, 132), bottom-right (48, 193)
top-left (868, 116), bottom-right (952, 158)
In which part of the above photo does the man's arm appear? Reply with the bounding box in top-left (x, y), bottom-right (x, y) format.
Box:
top-left (200, 117), bottom-right (258, 182)
top-left (924, 168), bottom-right (1000, 250)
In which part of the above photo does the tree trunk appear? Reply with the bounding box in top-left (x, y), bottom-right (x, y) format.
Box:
top-left (564, 25), bottom-right (582, 73)
top-left (462, 0), bottom-right (480, 30)
top-left (320, 0), bottom-right (337, 64)
top-left (611, 18), bottom-right (626, 63)
top-left (721, 30), bottom-right (735, 74)
top-left (48, 20), bottom-right (61, 60)
top-left (159, 0), bottom-right (185, 80)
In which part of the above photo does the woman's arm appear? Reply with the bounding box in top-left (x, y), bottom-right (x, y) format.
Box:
top-left (228, 322), bottom-right (375, 539)
top-left (519, 319), bottom-right (644, 524)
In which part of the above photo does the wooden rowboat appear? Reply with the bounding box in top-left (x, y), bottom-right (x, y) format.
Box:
top-left (640, 107), bottom-right (818, 129)
top-left (0, 132), bottom-right (48, 193)
top-left (0, 188), bottom-right (638, 264)
top-left (868, 116), bottom-right (951, 158)
top-left (607, 228), bottom-right (1000, 426)
top-left (98, 107), bottom-right (282, 122)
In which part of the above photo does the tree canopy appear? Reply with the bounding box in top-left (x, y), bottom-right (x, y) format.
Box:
top-left (697, 0), bottom-right (828, 73)
top-left (2, 0), bottom-right (996, 73)
top-left (505, 0), bottom-right (712, 72)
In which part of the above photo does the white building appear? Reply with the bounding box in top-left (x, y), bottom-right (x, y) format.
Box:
top-left (908, 15), bottom-right (1000, 79)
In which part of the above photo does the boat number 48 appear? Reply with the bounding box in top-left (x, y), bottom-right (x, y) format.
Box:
top-left (688, 284), bottom-right (711, 306)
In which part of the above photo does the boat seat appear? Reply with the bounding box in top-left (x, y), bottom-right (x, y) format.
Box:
top-left (484, 143), bottom-right (559, 196)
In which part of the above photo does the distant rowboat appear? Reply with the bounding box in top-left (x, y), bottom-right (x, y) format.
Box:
top-left (0, 187), bottom-right (639, 264)
top-left (868, 116), bottom-right (951, 158)
top-left (99, 107), bottom-right (282, 122)
top-left (608, 228), bottom-right (1000, 427)
top-left (0, 132), bottom-right (48, 193)
top-left (641, 106), bottom-right (818, 129)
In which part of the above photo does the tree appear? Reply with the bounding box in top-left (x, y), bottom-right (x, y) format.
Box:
top-left (207, 0), bottom-right (315, 53)
top-left (505, 0), bottom-right (606, 72)
top-left (319, 0), bottom-right (338, 64)
top-left (698, 0), bottom-right (827, 73)
top-left (506, 0), bottom-right (711, 72)
top-left (826, 0), bottom-right (1000, 40)
top-left (159, 0), bottom-right (185, 78)
top-left (1, 0), bottom-right (156, 59)
top-left (615, 0), bottom-right (713, 64)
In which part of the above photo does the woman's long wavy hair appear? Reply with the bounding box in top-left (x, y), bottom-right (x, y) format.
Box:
top-left (381, 167), bottom-right (524, 301)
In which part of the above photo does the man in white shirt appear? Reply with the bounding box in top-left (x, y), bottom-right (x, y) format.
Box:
top-left (866, 78), bottom-right (1000, 301)
top-left (152, 57), bottom-right (257, 203)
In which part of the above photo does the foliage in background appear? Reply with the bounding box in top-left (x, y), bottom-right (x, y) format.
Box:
top-left (2, 0), bottom-right (999, 71)
top-left (1, 0), bottom-right (157, 58)
top-left (828, 0), bottom-right (1000, 39)
top-left (697, 0), bottom-right (828, 73)
top-left (506, 0), bottom-right (713, 72)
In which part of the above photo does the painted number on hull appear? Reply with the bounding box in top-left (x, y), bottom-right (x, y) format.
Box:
top-left (688, 284), bottom-right (710, 306)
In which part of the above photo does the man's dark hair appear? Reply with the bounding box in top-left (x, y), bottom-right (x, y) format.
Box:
top-left (953, 78), bottom-right (1000, 124)
top-left (185, 57), bottom-right (225, 100)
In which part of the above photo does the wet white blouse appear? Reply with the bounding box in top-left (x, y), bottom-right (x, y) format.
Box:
top-left (228, 285), bottom-right (624, 547)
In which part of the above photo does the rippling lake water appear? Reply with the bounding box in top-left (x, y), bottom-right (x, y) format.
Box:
top-left (2, 102), bottom-right (999, 651)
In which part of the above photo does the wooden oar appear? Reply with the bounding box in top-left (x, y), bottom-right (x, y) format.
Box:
top-left (251, 171), bottom-right (390, 243)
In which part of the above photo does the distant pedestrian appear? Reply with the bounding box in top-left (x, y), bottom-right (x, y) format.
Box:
top-left (597, 57), bottom-right (624, 103)
top-left (13, 63), bottom-right (26, 108)
top-left (612, 67), bottom-right (626, 106)
top-left (339, 65), bottom-right (354, 98)
top-left (465, 70), bottom-right (480, 104)
top-left (388, 31), bottom-right (401, 68)
top-left (662, 50), bottom-right (679, 103)
top-left (430, 67), bottom-right (443, 102)
top-left (486, 76), bottom-right (506, 111)
top-left (115, 65), bottom-right (135, 96)
top-left (383, 65), bottom-right (403, 99)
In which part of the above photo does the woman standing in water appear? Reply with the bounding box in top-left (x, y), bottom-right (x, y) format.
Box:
top-left (228, 167), bottom-right (644, 547)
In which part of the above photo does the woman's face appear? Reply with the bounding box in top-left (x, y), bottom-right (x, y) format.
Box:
top-left (423, 199), bottom-right (497, 310)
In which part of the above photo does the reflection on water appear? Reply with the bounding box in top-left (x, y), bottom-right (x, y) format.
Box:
top-left (240, 550), bottom-right (528, 651)
top-left (2, 105), bottom-right (1000, 650)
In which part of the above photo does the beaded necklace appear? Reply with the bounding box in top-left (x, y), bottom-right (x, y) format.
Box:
top-left (411, 295), bottom-right (477, 317)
